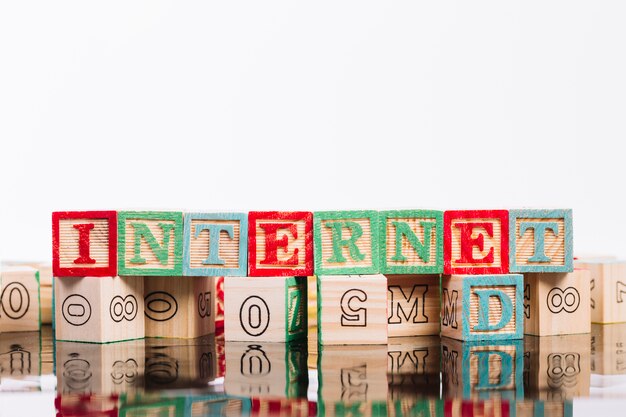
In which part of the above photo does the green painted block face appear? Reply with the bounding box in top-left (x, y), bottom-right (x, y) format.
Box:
top-left (285, 276), bottom-right (307, 342)
top-left (118, 211), bottom-right (184, 276)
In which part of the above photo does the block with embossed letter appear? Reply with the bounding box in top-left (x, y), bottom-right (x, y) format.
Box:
top-left (386, 274), bottom-right (440, 337)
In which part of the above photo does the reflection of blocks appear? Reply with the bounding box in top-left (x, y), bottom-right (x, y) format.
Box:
top-left (183, 212), bottom-right (248, 276)
top-left (224, 277), bottom-right (307, 342)
top-left (524, 271), bottom-right (590, 336)
top-left (55, 276), bottom-right (144, 343)
top-left (441, 337), bottom-right (524, 399)
top-left (0, 266), bottom-right (41, 332)
top-left (509, 209), bottom-right (573, 273)
top-left (56, 339), bottom-right (145, 395)
top-left (188, 396), bottom-right (251, 417)
top-left (574, 260), bottom-right (626, 323)
top-left (590, 323), bottom-right (626, 376)
top-left (379, 210), bottom-right (443, 274)
top-left (224, 341), bottom-right (308, 398)
top-left (386, 275), bottom-right (440, 337)
top-left (144, 276), bottom-right (215, 339)
top-left (516, 400), bottom-right (573, 417)
top-left (445, 399), bottom-right (513, 417)
top-left (524, 334), bottom-right (590, 400)
top-left (118, 211), bottom-right (183, 276)
top-left (317, 275), bottom-right (387, 345)
top-left (248, 211), bottom-right (313, 277)
top-left (441, 275), bottom-right (523, 341)
top-left (444, 210), bottom-right (509, 275)
top-left (314, 211), bottom-right (379, 275)
top-left (119, 396), bottom-right (186, 417)
top-left (0, 332), bottom-right (41, 381)
top-left (387, 336), bottom-right (441, 399)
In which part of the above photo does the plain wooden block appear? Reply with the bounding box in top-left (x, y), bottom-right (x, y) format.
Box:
top-left (118, 211), bottom-right (183, 276)
top-left (443, 210), bottom-right (509, 275)
top-left (53, 211), bottom-right (118, 277)
top-left (0, 266), bottom-right (41, 332)
top-left (441, 337), bottom-right (524, 399)
top-left (56, 339), bottom-right (145, 395)
top-left (248, 211), bottom-right (313, 277)
top-left (317, 274), bottom-right (388, 345)
top-left (524, 270), bottom-right (591, 336)
top-left (314, 211), bottom-right (380, 275)
top-left (509, 209), bottom-right (573, 273)
top-left (379, 210), bottom-right (443, 274)
top-left (574, 260), bottom-right (626, 323)
top-left (183, 212), bottom-right (248, 276)
top-left (386, 274), bottom-right (440, 337)
top-left (224, 341), bottom-right (308, 398)
top-left (524, 334), bottom-right (591, 400)
top-left (55, 276), bottom-right (144, 343)
top-left (224, 276), bottom-right (307, 342)
top-left (144, 276), bottom-right (215, 339)
top-left (590, 323), bottom-right (626, 375)
top-left (0, 332), bottom-right (41, 380)
top-left (40, 284), bottom-right (53, 324)
top-left (441, 274), bottom-right (523, 341)
top-left (387, 336), bottom-right (441, 399)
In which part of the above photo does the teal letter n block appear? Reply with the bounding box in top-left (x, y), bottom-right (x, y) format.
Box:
top-left (118, 211), bottom-right (183, 276)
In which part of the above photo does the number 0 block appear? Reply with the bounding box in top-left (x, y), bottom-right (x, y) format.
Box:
top-left (224, 276), bottom-right (307, 342)
top-left (0, 266), bottom-right (41, 332)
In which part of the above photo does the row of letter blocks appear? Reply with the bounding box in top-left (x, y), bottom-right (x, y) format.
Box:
top-left (52, 209), bottom-right (573, 277)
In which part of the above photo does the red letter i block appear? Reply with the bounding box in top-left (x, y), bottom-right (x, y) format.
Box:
top-left (444, 210), bottom-right (509, 274)
top-left (52, 211), bottom-right (118, 277)
top-left (248, 211), bottom-right (313, 277)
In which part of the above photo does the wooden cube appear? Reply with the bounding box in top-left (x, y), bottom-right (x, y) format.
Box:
top-left (574, 260), bottom-right (626, 323)
top-left (379, 210), bottom-right (443, 274)
top-left (224, 276), bottom-right (307, 342)
top-left (118, 211), bottom-right (183, 276)
top-left (387, 336), bottom-right (441, 399)
top-left (183, 212), bottom-right (248, 276)
top-left (55, 276), bottom-right (144, 343)
top-left (441, 274), bottom-right (523, 341)
top-left (53, 211), bottom-right (118, 277)
top-left (56, 339), bottom-right (145, 395)
top-left (386, 274), bottom-right (440, 337)
top-left (441, 337), bottom-right (524, 399)
top-left (248, 211), bottom-right (313, 277)
top-left (0, 266), bottom-right (41, 332)
top-left (524, 270), bottom-right (591, 336)
top-left (224, 341), bottom-right (307, 399)
top-left (444, 210), bottom-right (509, 274)
top-left (524, 334), bottom-right (591, 400)
top-left (0, 332), bottom-right (41, 380)
top-left (509, 209), bottom-right (573, 273)
top-left (317, 274), bottom-right (387, 345)
top-left (144, 276), bottom-right (215, 339)
top-left (590, 323), bottom-right (626, 375)
top-left (314, 211), bottom-right (379, 275)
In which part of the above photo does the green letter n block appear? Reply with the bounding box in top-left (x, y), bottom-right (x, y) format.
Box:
top-left (313, 211), bottom-right (379, 275)
top-left (118, 211), bottom-right (183, 276)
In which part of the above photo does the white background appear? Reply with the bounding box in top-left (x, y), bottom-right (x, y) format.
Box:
top-left (1, 1), bottom-right (625, 263)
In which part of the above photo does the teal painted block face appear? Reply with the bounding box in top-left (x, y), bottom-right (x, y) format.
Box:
top-left (509, 209), bottom-right (573, 273)
top-left (314, 211), bottom-right (380, 275)
top-left (183, 213), bottom-right (248, 276)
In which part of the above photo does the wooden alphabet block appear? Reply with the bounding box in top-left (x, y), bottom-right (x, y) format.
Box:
top-left (387, 274), bottom-right (440, 337)
top-left (118, 211), bottom-right (183, 276)
top-left (590, 323), bottom-right (626, 375)
top-left (224, 341), bottom-right (308, 399)
top-left (55, 276), bottom-right (144, 343)
top-left (441, 274), bottom-right (523, 341)
top-left (441, 337), bottom-right (524, 399)
top-left (574, 260), bottom-right (626, 323)
top-left (0, 332), bottom-right (41, 380)
top-left (444, 210), bottom-right (509, 274)
top-left (248, 211), bottom-right (313, 277)
top-left (379, 210), bottom-right (443, 274)
top-left (0, 266), bottom-right (41, 332)
top-left (387, 336), bottom-right (441, 399)
top-left (53, 211), bottom-right (118, 277)
top-left (314, 211), bottom-right (380, 275)
top-left (144, 276), bottom-right (215, 339)
top-left (509, 209), bottom-right (573, 273)
top-left (224, 276), bottom-right (307, 342)
top-left (317, 274), bottom-right (387, 345)
top-left (524, 270), bottom-right (591, 336)
top-left (183, 212), bottom-right (248, 276)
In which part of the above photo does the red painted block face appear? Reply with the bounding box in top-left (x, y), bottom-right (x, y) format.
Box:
top-left (248, 211), bottom-right (313, 277)
top-left (444, 210), bottom-right (509, 274)
top-left (52, 211), bottom-right (118, 277)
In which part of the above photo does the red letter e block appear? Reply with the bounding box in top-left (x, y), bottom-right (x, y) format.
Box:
top-left (444, 210), bottom-right (509, 274)
top-left (248, 211), bottom-right (313, 277)
top-left (52, 211), bottom-right (117, 277)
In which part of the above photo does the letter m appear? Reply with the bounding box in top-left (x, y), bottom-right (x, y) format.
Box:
top-left (442, 289), bottom-right (458, 329)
